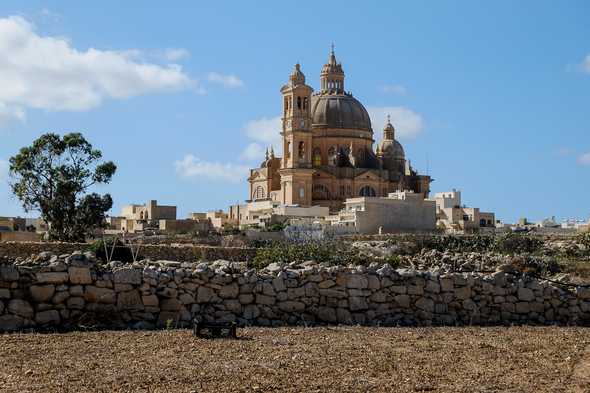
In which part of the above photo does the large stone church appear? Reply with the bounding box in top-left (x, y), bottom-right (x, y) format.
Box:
top-left (248, 48), bottom-right (431, 212)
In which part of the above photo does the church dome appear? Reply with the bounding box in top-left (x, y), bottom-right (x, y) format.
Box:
top-left (310, 94), bottom-right (372, 131)
top-left (380, 139), bottom-right (405, 159)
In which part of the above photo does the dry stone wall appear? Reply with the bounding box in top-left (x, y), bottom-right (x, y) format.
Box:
top-left (0, 242), bottom-right (256, 262)
top-left (1, 251), bottom-right (589, 332)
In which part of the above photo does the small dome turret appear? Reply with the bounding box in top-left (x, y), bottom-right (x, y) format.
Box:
top-left (289, 63), bottom-right (305, 86)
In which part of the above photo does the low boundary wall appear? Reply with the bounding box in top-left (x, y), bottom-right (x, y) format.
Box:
top-left (1, 251), bottom-right (589, 331)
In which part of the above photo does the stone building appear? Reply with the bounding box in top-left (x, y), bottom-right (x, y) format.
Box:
top-left (247, 48), bottom-right (431, 213)
top-left (120, 200), bottom-right (176, 221)
top-left (431, 190), bottom-right (496, 233)
top-left (328, 191), bottom-right (436, 234)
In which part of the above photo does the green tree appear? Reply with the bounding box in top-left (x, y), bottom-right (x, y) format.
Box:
top-left (8, 132), bottom-right (116, 242)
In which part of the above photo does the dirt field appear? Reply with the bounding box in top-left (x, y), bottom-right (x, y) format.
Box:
top-left (0, 327), bottom-right (589, 393)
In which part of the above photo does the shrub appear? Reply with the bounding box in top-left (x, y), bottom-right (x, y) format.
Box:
top-left (493, 233), bottom-right (542, 254)
top-left (251, 241), bottom-right (364, 269)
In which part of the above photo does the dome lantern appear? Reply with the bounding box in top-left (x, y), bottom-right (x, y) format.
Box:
top-left (320, 44), bottom-right (345, 94)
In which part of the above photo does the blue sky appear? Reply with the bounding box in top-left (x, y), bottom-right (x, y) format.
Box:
top-left (0, 1), bottom-right (589, 223)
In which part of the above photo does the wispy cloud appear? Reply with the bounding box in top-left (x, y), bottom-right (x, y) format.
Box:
top-left (578, 152), bottom-right (590, 166)
top-left (367, 106), bottom-right (424, 139)
top-left (174, 154), bottom-right (249, 183)
top-left (241, 116), bottom-right (281, 161)
top-left (207, 72), bottom-right (244, 88)
top-left (162, 48), bottom-right (190, 61)
top-left (0, 103), bottom-right (25, 127)
top-left (379, 84), bottom-right (408, 96)
top-left (582, 55), bottom-right (590, 74)
top-left (0, 15), bottom-right (195, 127)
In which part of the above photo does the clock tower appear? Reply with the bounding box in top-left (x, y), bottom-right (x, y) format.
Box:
top-left (279, 64), bottom-right (314, 206)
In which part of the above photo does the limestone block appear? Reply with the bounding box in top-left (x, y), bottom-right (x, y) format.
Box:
top-left (117, 290), bottom-right (143, 310)
top-left (238, 294), bottom-right (254, 304)
top-left (35, 310), bottom-right (60, 325)
top-left (287, 287), bottom-right (306, 299)
top-left (256, 294), bottom-right (275, 306)
top-left (0, 265), bottom-right (19, 281)
top-left (243, 304), bottom-right (260, 320)
top-left (113, 267), bottom-right (142, 285)
top-left (8, 299), bottom-right (34, 319)
top-left (219, 283), bottom-right (239, 299)
top-left (178, 293), bottom-right (195, 305)
top-left (272, 278), bottom-right (286, 292)
top-left (69, 285), bottom-right (84, 297)
top-left (160, 298), bottom-right (182, 311)
top-left (317, 306), bottom-right (337, 323)
top-left (462, 299), bottom-right (477, 311)
top-left (390, 285), bottom-right (407, 294)
top-left (517, 288), bottom-right (535, 302)
top-left (142, 295), bottom-right (159, 307)
top-left (425, 280), bottom-right (440, 294)
top-left (84, 286), bottom-right (116, 304)
top-left (52, 291), bottom-right (70, 304)
top-left (68, 266), bottom-right (92, 285)
top-left (394, 294), bottom-right (411, 308)
top-left (304, 282), bottom-right (319, 297)
top-left (196, 287), bottom-right (214, 303)
top-left (114, 283), bottom-right (134, 292)
top-left (367, 275), bottom-right (380, 290)
top-left (576, 287), bottom-right (590, 300)
top-left (370, 291), bottom-right (388, 303)
top-left (262, 282), bottom-right (276, 296)
top-left (440, 278), bottom-right (454, 292)
top-left (278, 301), bottom-right (305, 313)
top-left (36, 272), bottom-right (69, 285)
top-left (346, 274), bottom-right (368, 289)
top-left (336, 308), bottom-right (352, 324)
top-left (407, 285), bottom-right (424, 296)
top-left (66, 297), bottom-right (85, 310)
top-left (0, 314), bottom-right (24, 331)
top-left (501, 302), bottom-right (515, 313)
top-left (0, 288), bottom-right (10, 299)
top-left (318, 288), bottom-right (346, 299)
top-left (454, 287), bottom-right (471, 300)
top-left (318, 280), bottom-right (336, 289)
top-left (156, 287), bottom-right (177, 298)
top-left (515, 302), bottom-right (531, 314)
top-left (349, 296), bottom-right (368, 311)
top-left (415, 297), bottom-right (434, 313)
top-left (30, 285), bottom-right (55, 303)
top-left (224, 299), bottom-right (242, 313)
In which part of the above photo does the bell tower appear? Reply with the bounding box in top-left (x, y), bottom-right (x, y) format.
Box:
top-left (279, 63), bottom-right (314, 206)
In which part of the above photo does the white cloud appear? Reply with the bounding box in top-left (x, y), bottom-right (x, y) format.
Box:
top-left (207, 72), bottom-right (244, 88)
top-left (379, 84), bottom-right (407, 95)
top-left (367, 106), bottom-right (424, 138)
top-left (174, 154), bottom-right (249, 183)
top-left (240, 143), bottom-right (266, 161)
top-left (0, 15), bottom-right (194, 124)
top-left (578, 152), bottom-right (590, 166)
top-left (163, 48), bottom-right (190, 61)
top-left (0, 103), bottom-right (25, 127)
top-left (582, 55), bottom-right (590, 74)
top-left (243, 116), bottom-right (281, 145)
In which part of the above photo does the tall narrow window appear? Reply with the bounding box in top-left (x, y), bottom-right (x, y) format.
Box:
top-left (298, 141), bottom-right (305, 160)
top-left (297, 97), bottom-right (302, 109)
top-left (312, 148), bottom-right (321, 167)
top-left (303, 97), bottom-right (308, 110)
top-left (359, 186), bottom-right (376, 197)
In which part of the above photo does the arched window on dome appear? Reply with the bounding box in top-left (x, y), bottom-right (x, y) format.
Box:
top-left (312, 148), bottom-right (321, 167)
top-left (298, 141), bottom-right (305, 161)
top-left (359, 185), bottom-right (376, 197)
top-left (327, 146), bottom-right (337, 166)
top-left (313, 184), bottom-right (330, 200)
top-left (253, 186), bottom-right (266, 200)
top-left (297, 97), bottom-right (302, 110)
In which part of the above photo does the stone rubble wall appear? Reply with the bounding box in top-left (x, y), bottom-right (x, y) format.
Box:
top-left (1, 251), bottom-right (589, 332)
top-left (0, 242), bottom-right (256, 263)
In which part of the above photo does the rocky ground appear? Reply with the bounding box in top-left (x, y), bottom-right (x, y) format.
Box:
top-left (0, 326), bottom-right (588, 393)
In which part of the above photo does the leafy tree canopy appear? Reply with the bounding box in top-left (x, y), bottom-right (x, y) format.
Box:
top-left (9, 132), bottom-right (117, 242)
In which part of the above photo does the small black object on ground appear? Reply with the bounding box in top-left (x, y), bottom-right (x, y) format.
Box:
top-left (192, 319), bottom-right (238, 339)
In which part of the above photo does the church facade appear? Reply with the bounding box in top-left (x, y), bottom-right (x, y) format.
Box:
top-left (248, 49), bottom-right (431, 212)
